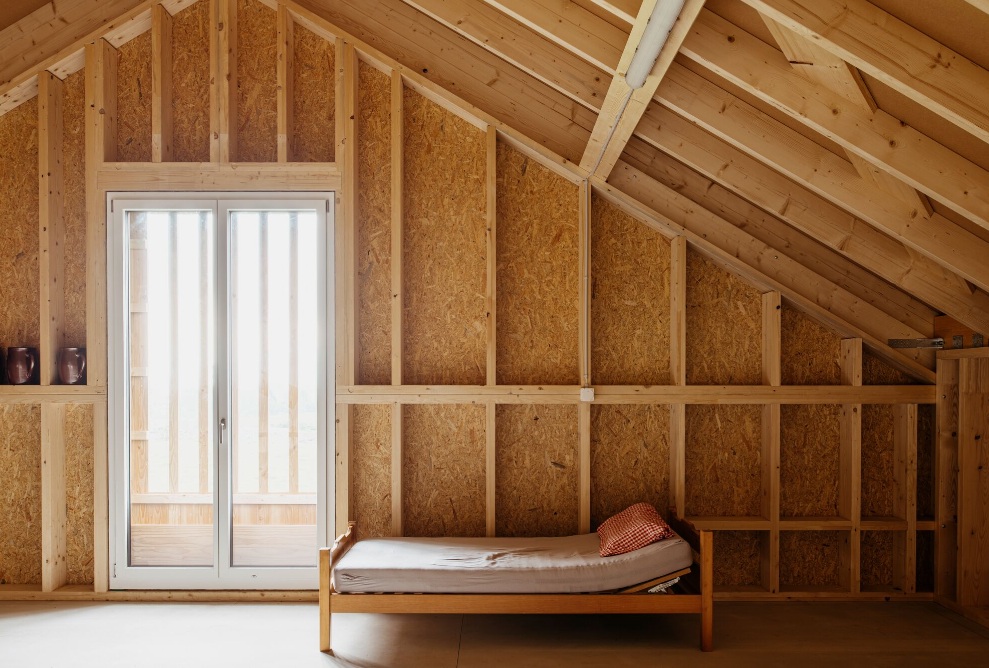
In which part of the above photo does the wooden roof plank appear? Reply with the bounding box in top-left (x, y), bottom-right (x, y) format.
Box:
top-left (741, 0), bottom-right (989, 146)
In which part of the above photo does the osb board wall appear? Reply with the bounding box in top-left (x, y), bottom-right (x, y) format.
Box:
top-left (685, 404), bottom-right (762, 517)
top-left (0, 405), bottom-right (41, 585)
top-left (237, 0), bottom-right (277, 162)
top-left (292, 24), bottom-right (335, 162)
top-left (590, 404), bottom-right (669, 529)
top-left (780, 531), bottom-right (844, 588)
top-left (495, 404), bottom-right (578, 537)
top-left (780, 404), bottom-right (841, 518)
top-left (351, 404), bottom-right (391, 539)
top-left (861, 404), bottom-right (896, 518)
top-left (860, 531), bottom-right (894, 589)
top-left (0, 98), bottom-right (40, 351)
top-left (714, 531), bottom-right (764, 588)
top-left (781, 304), bottom-right (841, 385)
top-left (685, 250), bottom-right (761, 385)
top-left (402, 404), bottom-right (485, 536)
top-left (356, 61), bottom-right (391, 385)
top-left (171, 0), bottom-right (211, 162)
top-left (863, 350), bottom-right (917, 385)
top-left (65, 404), bottom-right (94, 585)
top-left (917, 404), bottom-right (935, 519)
top-left (590, 193), bottom-right (670, 386)
top-left (116, 32), bottom-right (153, 162)
top-left (62, 71), bottom-right (87, 346)
top-left (402, 88), bottom-right (486, 385)
top-left (917, 531), bottom-right (935, 592)
top-left (495, 141), bottom-right (579, 385)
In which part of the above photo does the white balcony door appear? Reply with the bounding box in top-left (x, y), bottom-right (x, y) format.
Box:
top-left (108, 193), bottom-right (334, 589)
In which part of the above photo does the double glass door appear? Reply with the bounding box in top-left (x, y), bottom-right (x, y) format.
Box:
top-left (109, 195), bottom-right (333, 589)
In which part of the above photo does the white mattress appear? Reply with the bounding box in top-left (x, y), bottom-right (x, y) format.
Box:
top-left (332, 532), bottom-right (692, 594)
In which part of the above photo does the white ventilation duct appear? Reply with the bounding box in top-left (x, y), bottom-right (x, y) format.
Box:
top-left (624, 0), bottom-right (687, 90)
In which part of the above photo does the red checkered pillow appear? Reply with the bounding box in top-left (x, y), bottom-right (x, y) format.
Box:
top-left (597, 503), bottom-right (675, 557)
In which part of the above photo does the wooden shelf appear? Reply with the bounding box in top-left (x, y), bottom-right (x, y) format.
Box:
top-left (861, 517), bottom-right (909, 531)
top-left (686, 516), bottom-right (771, 530)
top-left (0, 385), bottom-right (106, 404)
top-left (780, 517), bottom-right (854, 530)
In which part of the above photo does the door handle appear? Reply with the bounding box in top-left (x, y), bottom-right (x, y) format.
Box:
top-left (219, 417), bottom-right (227, 445)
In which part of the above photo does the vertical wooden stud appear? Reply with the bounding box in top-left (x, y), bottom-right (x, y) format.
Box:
top-left (276, 5), bottom-right (295, 163)
top-left (86, 39), bottom-right (116, 593)
top-left (41, 403), bottom-right (67, 592)
top-left (390, 70), bottom-right (403, 387)
top-left (39, 72), bottom-right (65, 387)
top-left (579, 402), bottom-right (591, 534)
top-left (152, 4), bottom-right (174, 163)
top-left (669, 235), bottom-right (687, 518)
top-left (215, 0), bottom-right (238, 162)
top-left (486, 401), bottom-right (496, 537)
top-left (485, 126), bottom-right (497, 387)
top-left (391, 403), bottom-right (403, 537)
top-left (761, 291), bottom-right (781, 593)
top-left (578, 180), bottom-right (591, 388)
top-left (841, 338), bottom-right (863, 593)
top-left (893, 403), bottom-right (918, 592)
top-left (957, 355), bottom-right (989, 607)
top-left (935, 356), bottom-right (959, 602)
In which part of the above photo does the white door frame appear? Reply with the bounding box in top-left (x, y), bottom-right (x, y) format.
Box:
top-left (107, 192), bottom-right (335, 590)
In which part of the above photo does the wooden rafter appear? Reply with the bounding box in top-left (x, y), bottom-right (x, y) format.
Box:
top-left (681, 10), bottom-right (989, 236)
top-left (584, 0), bottom-right (639, 24)
top-left (579, 0), bottom-right (704, 179)
top-left (678, 15), bottom-right (989, 290)
top-left (741, 0), bottom-right (989, 146)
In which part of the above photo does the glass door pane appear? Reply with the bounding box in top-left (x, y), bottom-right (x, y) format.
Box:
top-left (229, 210), bottom-right (319, 567)
top-left (128, 210), bottom-right (215, 567)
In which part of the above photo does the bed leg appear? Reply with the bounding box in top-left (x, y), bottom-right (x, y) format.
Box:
top-left (319, 547), bottom-right (332, 654)
top-left (700, 530), bottom-right (713, 652)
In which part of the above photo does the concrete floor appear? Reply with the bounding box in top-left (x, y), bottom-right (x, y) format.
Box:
top-left (1, 600), bottom-right (987, 667)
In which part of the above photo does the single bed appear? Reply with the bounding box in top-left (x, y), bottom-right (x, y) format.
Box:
top-left (319, 513), bottom-right (713, 653)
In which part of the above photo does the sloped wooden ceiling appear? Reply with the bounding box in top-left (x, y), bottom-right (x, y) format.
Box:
top-left (1, 0), bottom-right (987, 377)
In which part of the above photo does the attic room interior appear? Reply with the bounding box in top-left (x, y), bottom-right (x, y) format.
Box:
top-left (0, 0), bottom-right (988, 665)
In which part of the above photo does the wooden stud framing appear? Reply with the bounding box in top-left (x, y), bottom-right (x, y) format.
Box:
top-left (152, 4), bottom-right (174, 163)
top-left (957, 353), bottom-right (989, 607)
top-left (215, 0), bottom-right (238, 163)
top-left (390, 70), bottom-right (403, 387)
top-left (669, 235), bottom-right (687, 518)
top-left (485, 126), bottom-right (497, 387)
top-left (579, 180), bottom-right (591, 388)
top-left (39, 72), bottom-right (65, 387)
top-left (485, 401), bottom-right (496, 537)
top-left (93, 400), bottom-right (109, 593)
top-left (276, 5), bottom-right (295, 162)
top-left (41, 403), bottom-right (67, 592)
top-left (578, 402), bottom-right (591, 534)
top-left (391, 403), bottom-right (403, 537)
top-left (762, 292), bottom-right (781, 593)
top-left (841, 338), bottom-right (863, 593)
top-left (935, 356), bottom-right (959, 602)
top-left (893, 403), bottom-right (918, 593)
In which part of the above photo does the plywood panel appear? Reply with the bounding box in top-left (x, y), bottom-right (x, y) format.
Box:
top-left (780, 404), bottom-right (841, 518)
top-left (685, 404), bottom-right (762, 517)
top-left (351, 404), bottom-right (391, 539)
top-left (590, 404), bottom-right (670, 529)
top-left (356, 61), bottom-right (391, 385)
top-left (402, 89), bottom-right (486, 385)
top-left (714, 531), bottom-right (764, 588)
top-left (171, 0), bottom-right (211, 162)
top-left (0, 97), bottom-right (40, 352)
top-left (495, 405), bottom-right (578, 537)
top-left (781, 304), bottom-right (841, 385)
top-left (590, 193), bottom-right (670, 385)
top-left (860, 531), bottom-right (895, 589)
top-left (62, 71), bottom-right (87, 347)
top-left (685, 250), bottom-right (761, 385)
top-left (64, 404), bottom-right (94, 585)
top-left (917, 404), bottom-right (935, 519)
top-left (237, 0), bottom-right (277, 162)
top-left (116, 32), bottom-right (153, 162)
top-left (780, 531), bottom-right (844, 588)
top-left (0, 405), bottom-right (41, 584)
top-left (292, 24), bottom-right (334, 162)
top-left (863, 350), bottom-right (917, 385)
top-left (403, 404), bottom-right (485, 537)
top-left (862, 404), bottom-right (896, 518)
top-left (496, 142), bottom-right (579, 385)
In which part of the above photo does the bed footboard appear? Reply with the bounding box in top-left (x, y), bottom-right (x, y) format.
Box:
top-left (320, 521), bottom-right (355, 654)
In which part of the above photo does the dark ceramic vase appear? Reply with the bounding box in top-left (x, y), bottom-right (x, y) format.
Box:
top-left (6, 347), bottom-right (38, 385)
top-left (58, 347), bottom-right (87, 385)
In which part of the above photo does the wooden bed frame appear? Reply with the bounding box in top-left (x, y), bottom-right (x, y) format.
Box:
top-left (318, 514), bottom-right (714, 654)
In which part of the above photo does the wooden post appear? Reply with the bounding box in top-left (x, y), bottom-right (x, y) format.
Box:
top-left (276, 5), bottom-right (295, 162)
top-left (391, 403), bottom-right (403, 537)
top-left (92, 401), bottom-right (109, 592)
top-left (390, 69), bottom-right (404, 387)
top-left (486, 401), bottom-right (496, 537)
top-left (41, 403), bottom-right (67, 592)
top-left (485, 125), bottom-right (497, 387)
top-left (152, 4), bottom-right (173, 163)
top-left (319, 546), bottom-right (331, 652)
top-left (578, 181), bottom-right (591, 388)
top-left (957, 354), bottom-right (989, 607)
top-left (669, 236), bottom-right (687, 518)
top-left (38, 72), bottom-right (64, 387)
top-left (215, 0), bottom-right (237, 163)
top-left (579, 402), bottom-right (591, 534)
top-left (893, 403), bottom-right (918, 592)
top-left (762, 291), bottom-right (781, 593)
top-left (935, 356), bottom-right (959, 602)
top-left (841, 338), bottom-right (863, 593)
top-left (700, 530), bottom-right (714, 651)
